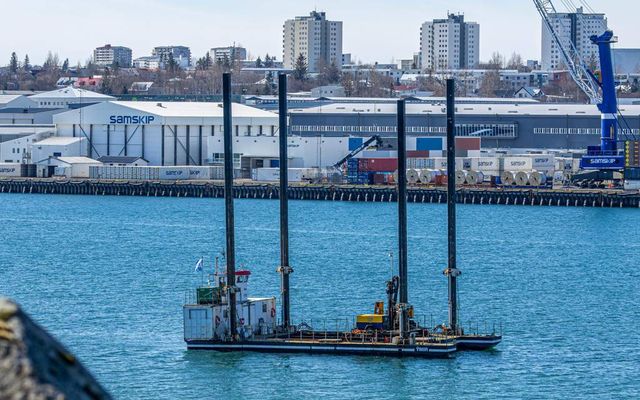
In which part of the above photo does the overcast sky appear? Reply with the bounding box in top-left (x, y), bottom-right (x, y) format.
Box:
top-left (1, 0), bottom-right (638, 66)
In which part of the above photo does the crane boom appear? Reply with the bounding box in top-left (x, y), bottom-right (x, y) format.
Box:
top-left (533, 0), bottom-right (625, 171)
top-left (533, 0), bottom-right (601, 103)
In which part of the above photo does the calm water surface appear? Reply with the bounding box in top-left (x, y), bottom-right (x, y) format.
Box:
top-left (1, 194), bottom-right (638, 399)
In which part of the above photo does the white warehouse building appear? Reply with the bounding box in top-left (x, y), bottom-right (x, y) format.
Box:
top-left (53, 101), bottom-right (279, 166)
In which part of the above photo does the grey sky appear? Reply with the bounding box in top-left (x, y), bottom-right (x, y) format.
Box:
top-left (1, 0), bottom-right (638, 65)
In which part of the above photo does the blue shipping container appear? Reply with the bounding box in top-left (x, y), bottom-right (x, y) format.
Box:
top-left (416, 137), bottom-right (444, 151)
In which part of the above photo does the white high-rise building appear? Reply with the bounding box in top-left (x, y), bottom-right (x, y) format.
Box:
top-left (420, 14), bottom-right (479, 72)
top-left (93, 44), bottom-right (132, 67)
top-left (283, 11), bottom-right (343, 73)
top-left (541, 7), bottom-right (607, 71)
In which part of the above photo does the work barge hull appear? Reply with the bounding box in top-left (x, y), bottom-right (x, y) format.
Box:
top-left (186, 337), bottom-right (457, 358)
top-left (185, 330), bottom-right (501, 357)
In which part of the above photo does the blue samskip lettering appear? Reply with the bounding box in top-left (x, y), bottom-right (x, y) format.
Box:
top-left (108, 115), bottom-right (156, 124)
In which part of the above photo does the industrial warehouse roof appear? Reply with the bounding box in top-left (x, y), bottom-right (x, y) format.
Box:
top-left (291, 103), bottom-right (640, 117)
top-left (30, 86), bottom-right (115, 100)
top-left (107, 101), bottom-right (277, 118)
top-left (0, 108), bottom-right (59, 114)
top-left (96, 156), bottom-right (147, 164)
top-left (244, 95), bottom-right (538, 104)
top-left (37, 156), bottom-right (101, 165)
top-left (0, 94), bottom-right (23, 106)
top-left (54, 157), bottom-right (101, 164)
top-left (35, 136), bottom-right (83, 145)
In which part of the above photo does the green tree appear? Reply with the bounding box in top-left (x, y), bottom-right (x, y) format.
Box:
top-left (166, 52), bottom-right (179, 73)
top-left (293, 54), bottom-right (307, 81)
top-left (255, 56), bottom-right (263, 68)
top-left (9, 52), bottom-right (18, 74)
top-left (264, 54), bottom-right (274, 68)
top-left (43, 51), bottom-right (60, 71)
top-left (319, 61), bottom-right (341, 84)
top-left (62, 58), bottom-right (69, 72)
top-left (196, 57), bottom-right (207, 70)
top-left (263, 71), bottom-right (274, 94)
top-left (23, 54), bottom-right (30, 71)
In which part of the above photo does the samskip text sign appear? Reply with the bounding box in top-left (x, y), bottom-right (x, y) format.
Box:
top-left (109, 115), bottom-right (155, 124)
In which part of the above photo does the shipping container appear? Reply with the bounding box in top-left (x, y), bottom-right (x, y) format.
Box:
top-left (431, 157), bottom-right (470, 170)
top-left (502, 157), bottom-right (533, 171)
top-left (252, 168), bottom-right (305, 182)
top-left (455, 137), bottom-right (481, 151)
top-left (359, 158), bottom-right (398, 172)
top-left (187, 167), bottom-right (210, 180)
top-left (0, 163), bottom-right (23, 177)
top-left (624, 180), bottom-right (640, 190)
top-left (159, 167), bottom-right (189, 180)
top-left (416, 137), bottom-right (444, 151)
top-left (407, 150), bottom-right (429, 158)
top-left (359, 150), bottom-right (397, 159)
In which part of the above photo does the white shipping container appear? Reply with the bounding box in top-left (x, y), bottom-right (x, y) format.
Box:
top-left (210, 166), bottom-right (225, 180)
top-left (624, 180), bottom-right (640, 190)
top-left (159, 167), bottom-right (189, 180)
top-left (252, 168), bottom-right (303, 182)
top-left (0, 163), bottom-right (21, 177)
top-left (502, 157), bottom-right (533, 171)
top-left (431, 158), bottom-right (469, 170)
top-left (360, 150), bottom-right (398, 159)
top-left (532, 156), bottom-right (555, 174)
top-left (531, 155), bottom-right (555, 167)
top-left (188, 167), bottom-right (210, 180)
top-left (471, 157), bottom-right (500, 171)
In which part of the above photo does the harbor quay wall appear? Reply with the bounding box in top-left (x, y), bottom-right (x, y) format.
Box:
top-left (1, 178), bottom-right (639, 208)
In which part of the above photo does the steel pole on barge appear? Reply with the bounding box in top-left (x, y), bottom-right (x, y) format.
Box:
top-left (222, 72), bottom-right (238, 340)
top-left (278, 73), bottom-right (293, 329)
top-left (445, 79), bottom-right (461, 334)
top-left (396, 99), bottom-right (409, 336)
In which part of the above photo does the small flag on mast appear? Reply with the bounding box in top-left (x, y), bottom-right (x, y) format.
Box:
top-left (195, 258), bottom-right (204, 272)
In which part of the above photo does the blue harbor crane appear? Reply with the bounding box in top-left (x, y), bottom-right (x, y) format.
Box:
top-left (533, 0), bottom-right (626, 174)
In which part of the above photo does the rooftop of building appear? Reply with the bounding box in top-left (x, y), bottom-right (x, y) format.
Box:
top-left (30, 86), bottom-right (115, 100)
top-left (96, 156), bottom-right (148, 164)
top-left (291, 102), bottom-right (640, 117)
top-left (0, 108), bottom-right (60, 114)
top-left (245, 95), bottom-right (539, 105)
top-left (35, 136), bottom-right (83, 145)
top-left (108, 101), bottom-right (277, 118)
top-left (0, 94), bottom-right (24, 105)
top-left (54, 156), bottom-right (101, 164)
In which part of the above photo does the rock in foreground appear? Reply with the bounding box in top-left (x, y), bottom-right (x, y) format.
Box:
top-left (0, 298), bottom-right (111, 399)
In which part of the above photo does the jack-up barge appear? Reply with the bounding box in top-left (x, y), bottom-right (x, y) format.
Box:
top-left (183, 75), bottom-right (500, 357)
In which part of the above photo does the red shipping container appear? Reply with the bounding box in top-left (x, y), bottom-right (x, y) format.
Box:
top-left (372, 173), bottom-right (386, 185)
top-left (407, 150), bottom-right (430, 158)
top-left (359, 158), bottom-right (398, 172)
top-left (455, 137), bottom-right (481, 151)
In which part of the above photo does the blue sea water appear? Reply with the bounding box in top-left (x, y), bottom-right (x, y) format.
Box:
top-left (1, 193), bottom-right (639, 399)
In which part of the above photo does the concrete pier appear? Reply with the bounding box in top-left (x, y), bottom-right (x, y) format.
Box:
top-left (1, 178), bottom-right (639, 208)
